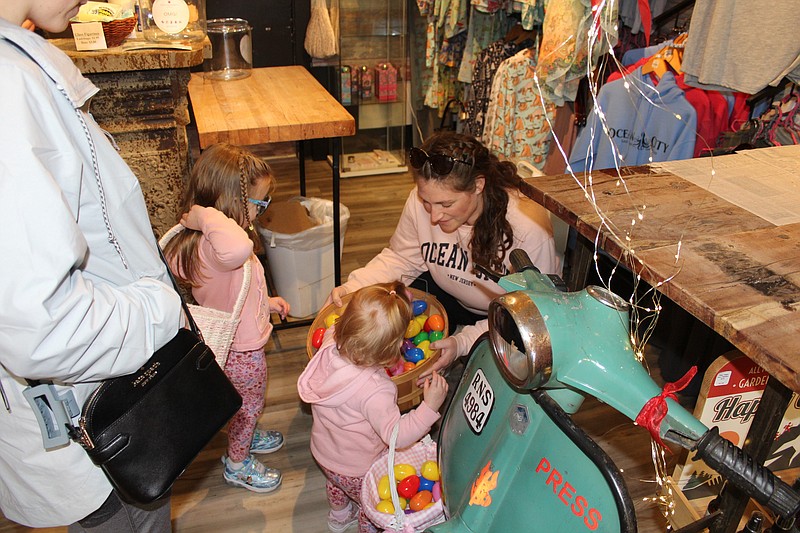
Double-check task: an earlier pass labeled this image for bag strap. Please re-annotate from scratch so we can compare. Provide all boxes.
[158,224,252,323]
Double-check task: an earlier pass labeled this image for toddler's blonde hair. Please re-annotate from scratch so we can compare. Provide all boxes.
[334,281,412,368]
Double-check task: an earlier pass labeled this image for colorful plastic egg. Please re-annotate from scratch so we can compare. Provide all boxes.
[421,460,440,481]
[428,330,444,343]
[409,490,433,512]
[405,348,424,364]
[411,300,428,316]
[394,463,416,481]
[412,331,429,345]
[414,314,428,328]
[403,361,416,372]
[402,338,416,354]
[311,327,326,349]
[416,340,432,358]
[432,481,441,502]
[405,320,422,339]
[418,476,434,492]
[324,313,340,328]
[397,474,421,499]
[376,500,395,514]
[425,314,445,332]
[377,475,392,500]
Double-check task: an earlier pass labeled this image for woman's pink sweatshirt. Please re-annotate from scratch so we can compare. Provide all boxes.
[185,207,273,351]
[297,328,440,477]
[340,188,561,356]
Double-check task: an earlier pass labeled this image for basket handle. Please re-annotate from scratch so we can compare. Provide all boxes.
[387,422,407,530]
[159,224,252,322]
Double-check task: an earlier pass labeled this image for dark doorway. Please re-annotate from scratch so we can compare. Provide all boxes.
[206,0,309,68]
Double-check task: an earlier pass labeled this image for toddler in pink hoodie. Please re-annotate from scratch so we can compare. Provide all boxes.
[298,281,448,533]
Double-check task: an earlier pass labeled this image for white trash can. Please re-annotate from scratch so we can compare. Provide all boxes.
[257,196,349,318]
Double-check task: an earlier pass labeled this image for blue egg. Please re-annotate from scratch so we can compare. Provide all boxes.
[402,339,416,354]
[405,348,424,363]
[419,476,435,492]
[412,300,428,316]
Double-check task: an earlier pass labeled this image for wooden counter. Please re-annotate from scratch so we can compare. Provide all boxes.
[53,38,206,237]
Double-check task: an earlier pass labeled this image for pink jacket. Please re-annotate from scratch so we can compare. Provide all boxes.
[185,207,273,352]
[340,188,561,355]
[297,328,440,477]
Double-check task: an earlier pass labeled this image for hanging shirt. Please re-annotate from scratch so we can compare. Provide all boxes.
[462,38,521,137]
[569,69,697,171]
[682,0,800,93]
[483,48,556,169]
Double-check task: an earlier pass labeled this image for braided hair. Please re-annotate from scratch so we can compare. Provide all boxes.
[414,131,521,273]
[164,143,274,287]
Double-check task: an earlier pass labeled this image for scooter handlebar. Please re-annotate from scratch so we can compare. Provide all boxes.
[510,249,539,274]
[693,426,800,520]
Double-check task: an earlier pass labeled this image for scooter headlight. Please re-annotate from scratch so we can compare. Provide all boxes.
[488,292,552,390]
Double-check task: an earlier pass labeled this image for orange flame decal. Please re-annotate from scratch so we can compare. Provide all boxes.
[469,461,499,507]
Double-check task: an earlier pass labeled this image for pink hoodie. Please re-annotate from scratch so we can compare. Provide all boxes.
[176,206,273,352]
[297,328,440,477]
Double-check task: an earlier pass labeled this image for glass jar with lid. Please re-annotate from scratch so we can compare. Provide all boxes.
[139,0,206,44]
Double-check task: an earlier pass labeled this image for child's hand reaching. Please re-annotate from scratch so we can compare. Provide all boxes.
[269,296,290,320]
[180,204,206,231]
[422,371,448,412]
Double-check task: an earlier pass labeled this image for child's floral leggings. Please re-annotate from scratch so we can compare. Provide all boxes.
[318,464,378,533]
[224,348,266,462]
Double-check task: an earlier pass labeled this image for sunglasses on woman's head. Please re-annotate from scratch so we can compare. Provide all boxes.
[409,147,472,176]
[248,194,272,216]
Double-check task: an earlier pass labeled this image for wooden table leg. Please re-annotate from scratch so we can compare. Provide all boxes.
[710,375,792,533]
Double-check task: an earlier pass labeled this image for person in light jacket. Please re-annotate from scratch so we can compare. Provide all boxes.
[0,2,182,531]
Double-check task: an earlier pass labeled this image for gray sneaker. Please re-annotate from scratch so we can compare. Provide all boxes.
[223,454,282,493]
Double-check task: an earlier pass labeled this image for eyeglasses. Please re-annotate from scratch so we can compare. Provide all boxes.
[248,195,272,216]
[409,147,472,176]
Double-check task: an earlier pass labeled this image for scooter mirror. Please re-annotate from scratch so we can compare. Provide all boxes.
[488,291,552,389]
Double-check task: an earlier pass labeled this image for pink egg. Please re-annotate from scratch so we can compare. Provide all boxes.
[432,481,441,502]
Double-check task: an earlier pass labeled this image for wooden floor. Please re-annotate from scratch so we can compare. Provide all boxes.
[0,153,684,532]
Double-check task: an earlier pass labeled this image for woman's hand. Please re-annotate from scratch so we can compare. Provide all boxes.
[324,285,349,307]
[269,296,290,320]
[416,336,458,386]
[422,371,448,412]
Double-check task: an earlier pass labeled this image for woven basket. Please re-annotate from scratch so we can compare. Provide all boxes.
[362,425,445,532]
[159,225,251,368]
[306,287,448,412]
[101,17,136,48]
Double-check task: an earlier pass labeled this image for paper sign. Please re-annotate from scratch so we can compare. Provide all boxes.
[71,22,107,51]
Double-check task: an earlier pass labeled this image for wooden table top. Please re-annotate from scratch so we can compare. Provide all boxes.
[188,66,355,148]
[521,165,800,392]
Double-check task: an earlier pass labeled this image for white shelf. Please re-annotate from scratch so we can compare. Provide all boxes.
[329,150,408,178]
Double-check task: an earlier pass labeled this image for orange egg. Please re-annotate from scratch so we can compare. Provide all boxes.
[425,314,444,332]
[409,490,433,512]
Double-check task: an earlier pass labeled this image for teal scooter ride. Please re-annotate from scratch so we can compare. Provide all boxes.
[427,249,800,533]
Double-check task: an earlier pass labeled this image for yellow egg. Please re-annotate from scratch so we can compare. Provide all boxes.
[324,313,340,328]
[416,340,433,358]
[415,314,429,327]
[394,463,416,480]
[377,475,391,500]
[405,320,421,339]
[375,500,395,514]
[421,460,440,481]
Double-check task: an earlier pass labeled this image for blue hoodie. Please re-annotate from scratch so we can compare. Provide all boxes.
[569,69,697,172]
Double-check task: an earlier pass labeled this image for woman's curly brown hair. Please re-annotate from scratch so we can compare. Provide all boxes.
[413,131,521,273]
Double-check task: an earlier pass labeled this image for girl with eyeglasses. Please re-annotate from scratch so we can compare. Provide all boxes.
[163,142,289,493]
[326,131,561,394]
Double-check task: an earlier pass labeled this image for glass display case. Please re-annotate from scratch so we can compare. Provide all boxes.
[334,0,408,177]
